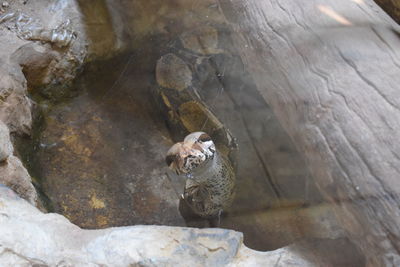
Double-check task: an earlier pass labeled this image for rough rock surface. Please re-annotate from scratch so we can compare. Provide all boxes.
[0,156,37,205]
[0,0,86,87]
[0,186,314,266]
[12,43,60,92]
[0,121,13,162]
[0,60,32,135]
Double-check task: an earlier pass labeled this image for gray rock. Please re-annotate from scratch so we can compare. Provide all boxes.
[0,185,314,266]
[231,245,315,267]
[12,43,59,91]
[11,42,85,101]
[0,60,32,135]
[0,121,12,161]
[0,156,37,205]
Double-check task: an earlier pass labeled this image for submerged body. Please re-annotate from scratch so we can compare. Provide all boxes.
[184,151,235,217]
[166,132,236,218]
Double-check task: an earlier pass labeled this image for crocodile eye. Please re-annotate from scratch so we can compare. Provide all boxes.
[198,133,212,143]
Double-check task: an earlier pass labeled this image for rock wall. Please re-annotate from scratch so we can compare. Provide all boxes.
[0,0,139,205]
[0,63,37,205]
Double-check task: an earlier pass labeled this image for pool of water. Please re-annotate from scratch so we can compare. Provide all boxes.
[14,2,366,263]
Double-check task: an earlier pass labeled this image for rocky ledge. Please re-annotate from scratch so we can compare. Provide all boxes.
[0,186,313,266]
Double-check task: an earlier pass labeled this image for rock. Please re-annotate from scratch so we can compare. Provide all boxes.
[156,53,192,91]
[0,60,26,98]
[0,185,315,266]
[11,42,83,101]
[0,121,13,161]
[0,60,32,135]
[0,156,37,205]
[0,11,76,48]
[232,245,315,267]
[0,0,86,99]
[0,91,32,135]
[12,43,59,92]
